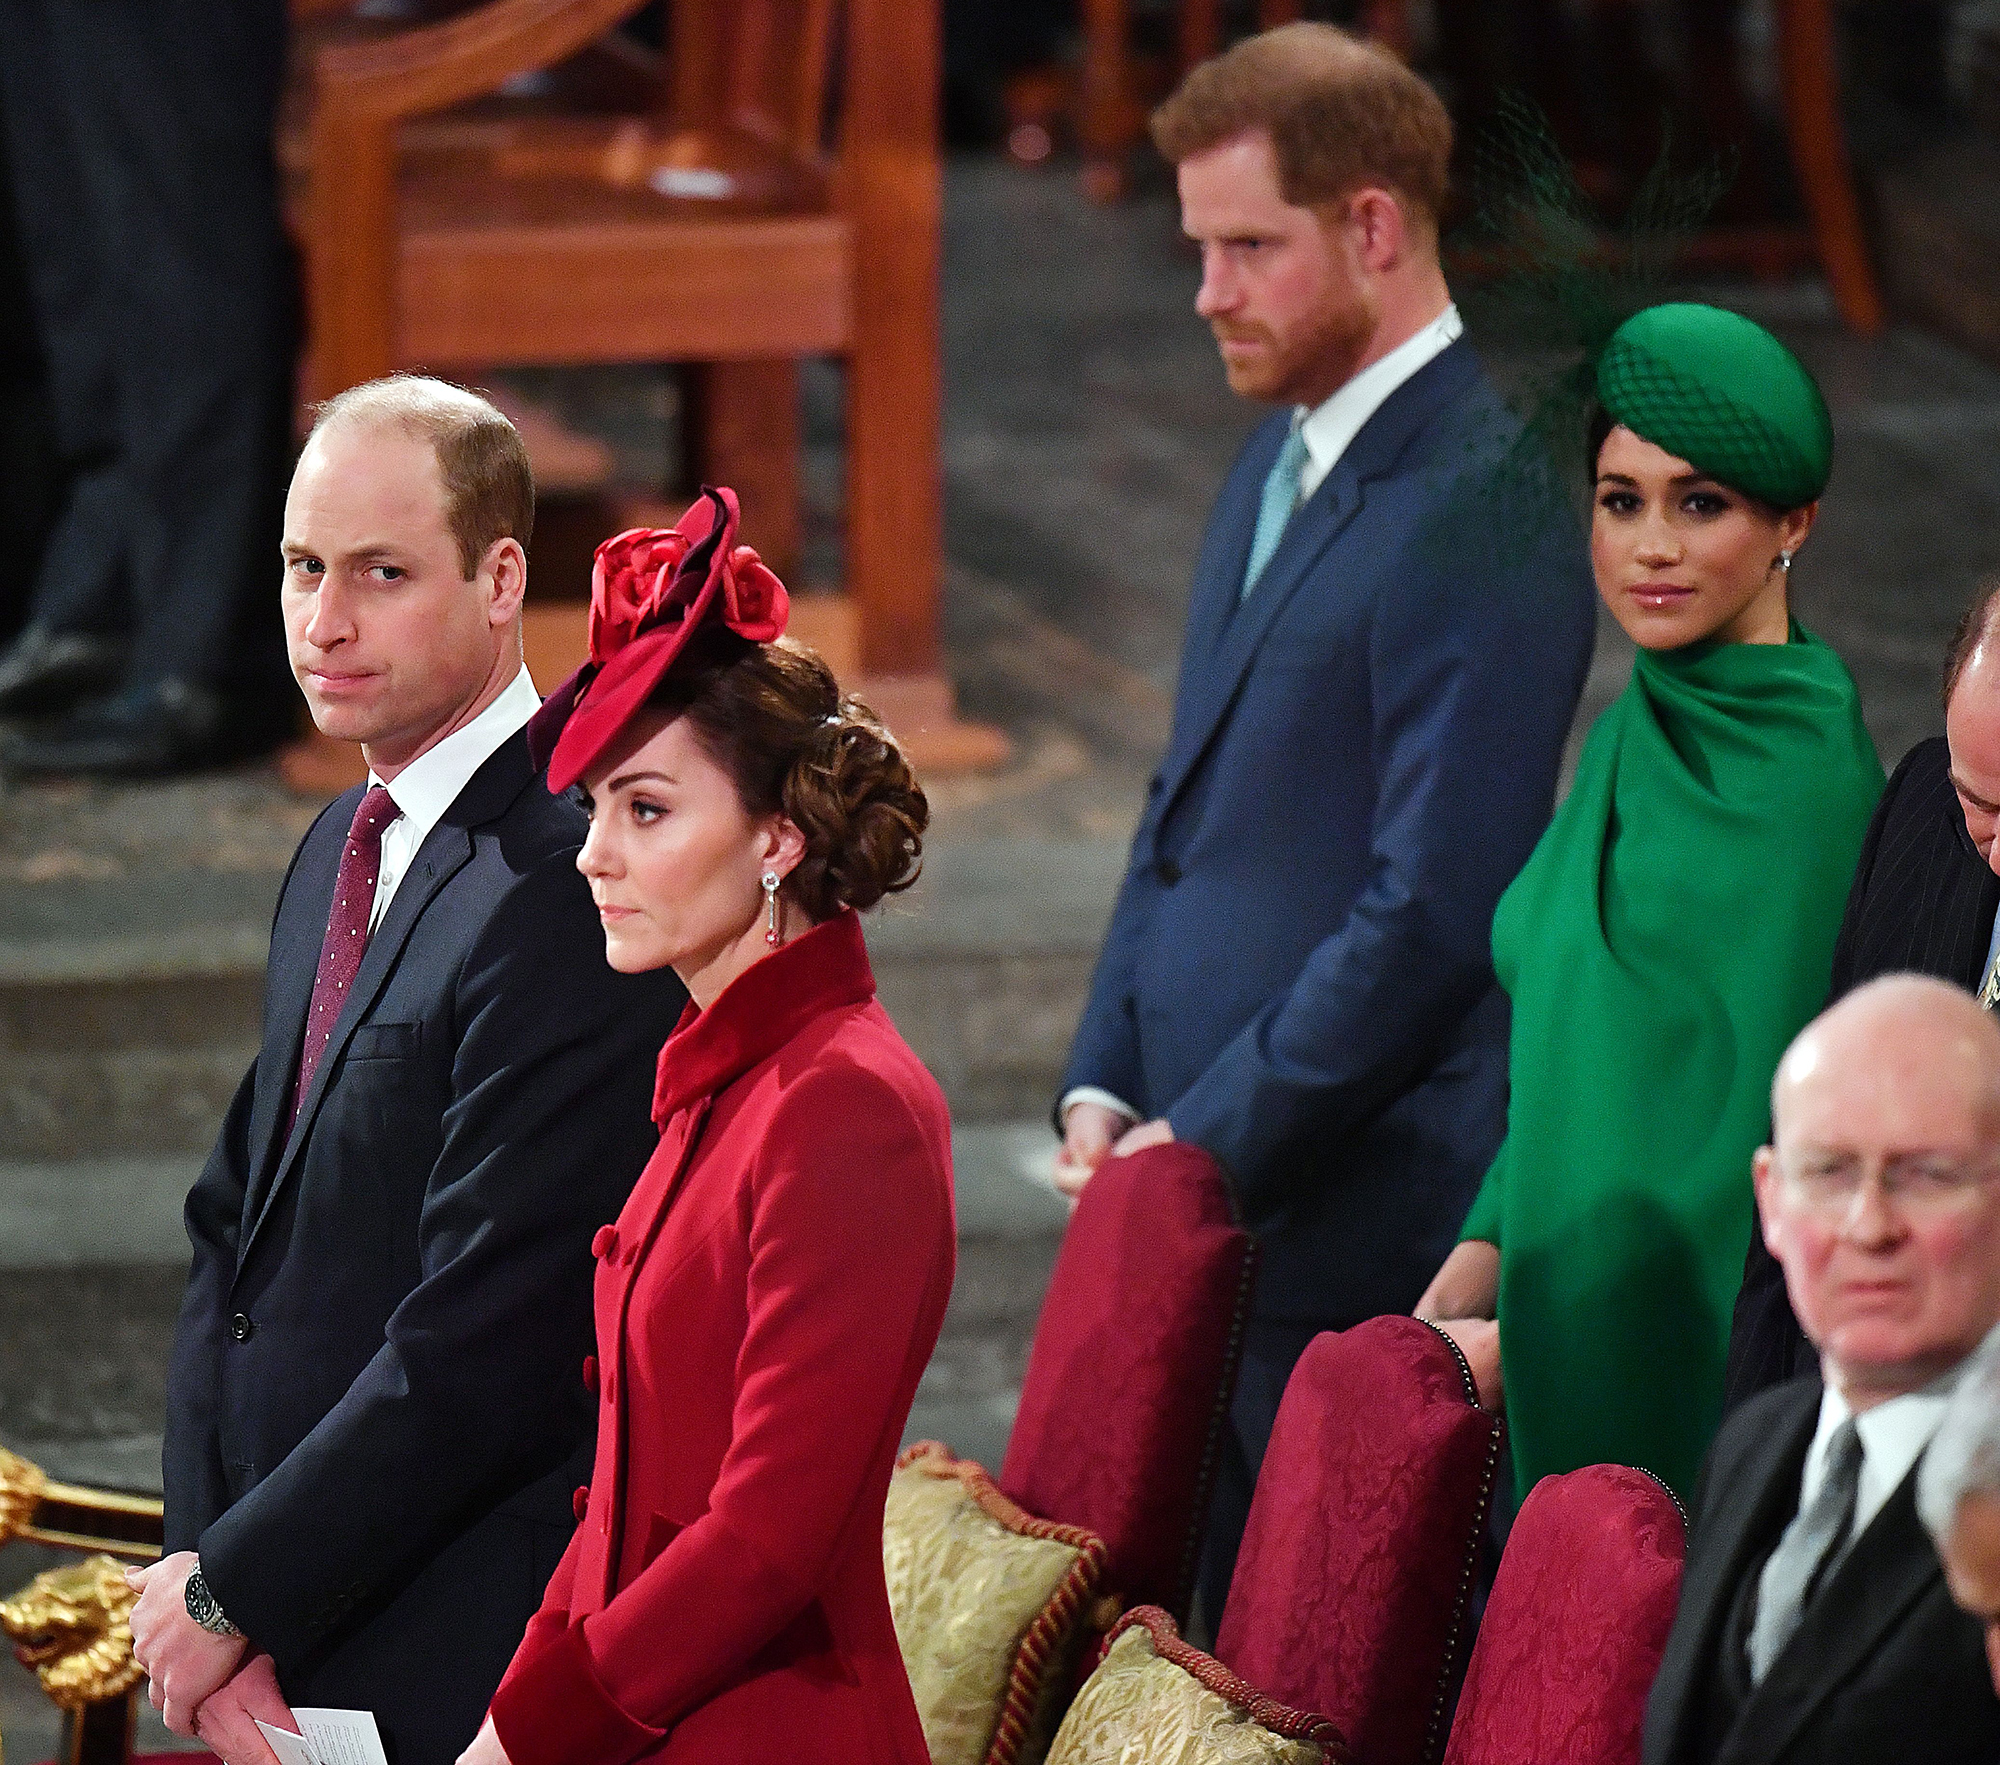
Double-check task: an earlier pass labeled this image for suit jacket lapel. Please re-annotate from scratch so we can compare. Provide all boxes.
[243,795,356,1217]
[1721,1473,1944,1765]
[1944,810,2000,990]
[1185,415,1281,674]
[1652,1386,1820,1765]
[237,733,535,1268]
[1152,340,1483,825]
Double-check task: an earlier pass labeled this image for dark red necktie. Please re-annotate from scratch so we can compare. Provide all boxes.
[290,785,398,1134]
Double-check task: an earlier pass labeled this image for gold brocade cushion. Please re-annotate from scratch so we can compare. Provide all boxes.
[884,1442,1112,1765]
[1047,1608,1349,1765]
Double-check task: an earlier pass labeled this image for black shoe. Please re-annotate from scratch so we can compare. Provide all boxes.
[0,623,131,719]
[2,677,241,778]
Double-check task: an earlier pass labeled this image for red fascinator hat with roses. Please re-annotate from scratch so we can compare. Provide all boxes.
[529,485,789,793]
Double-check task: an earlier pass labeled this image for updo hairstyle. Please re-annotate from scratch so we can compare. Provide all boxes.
[646,628,927,920]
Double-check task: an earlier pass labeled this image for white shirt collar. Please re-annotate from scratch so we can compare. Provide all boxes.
[1804,1368,1962,1538]
[369,665,542,842]
[1295,303,1464,500]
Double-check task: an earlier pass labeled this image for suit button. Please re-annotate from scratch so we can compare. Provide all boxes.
[229,1313,254,1343]
[1157,859,1182,886]
[591,1226,618,1260]
[581,1355,598,1395]
[573,1485,590,1522]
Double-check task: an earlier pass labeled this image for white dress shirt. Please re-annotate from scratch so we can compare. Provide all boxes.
[1058,304,1465,1135]
[366,666,542,932]
[1802,1375,1958,1543]
[1295,303,1463,501]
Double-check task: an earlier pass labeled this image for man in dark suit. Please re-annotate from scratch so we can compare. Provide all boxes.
[1051,22,1595,1613]
[1727,582,2000,1405]
[0,0,297,773]
[127,378,683,1765]
[1645,975,2000,1765]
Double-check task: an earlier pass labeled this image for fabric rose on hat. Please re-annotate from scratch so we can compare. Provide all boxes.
[587,526,695,665]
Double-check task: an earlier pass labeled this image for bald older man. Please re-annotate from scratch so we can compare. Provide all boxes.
[1646,975,2000,1765]
[1730,580,2000,1403]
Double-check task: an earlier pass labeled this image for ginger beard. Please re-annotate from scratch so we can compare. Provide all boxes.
[1210,264,1377,404]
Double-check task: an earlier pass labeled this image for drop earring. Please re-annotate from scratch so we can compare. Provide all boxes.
[763,870,782,945]
[1776,551,1794,573]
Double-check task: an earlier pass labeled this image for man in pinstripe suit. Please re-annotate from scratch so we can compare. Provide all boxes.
[1727,581,2000,1405]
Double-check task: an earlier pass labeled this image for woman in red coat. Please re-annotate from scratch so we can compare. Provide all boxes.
[461,488,954,1765]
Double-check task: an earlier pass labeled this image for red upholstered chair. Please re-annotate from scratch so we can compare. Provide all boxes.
[1442,1465,1686,1765]
[1215,1317,1504,1765]
[999,1142,1256,1622]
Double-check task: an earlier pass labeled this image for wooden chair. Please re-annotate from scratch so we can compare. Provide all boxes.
[281,0,1004,790]
[1070,0,1883,334]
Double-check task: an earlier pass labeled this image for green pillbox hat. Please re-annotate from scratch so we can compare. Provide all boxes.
[1596,303,1834,510]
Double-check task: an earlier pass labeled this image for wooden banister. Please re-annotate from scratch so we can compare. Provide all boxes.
[841,0,942,675]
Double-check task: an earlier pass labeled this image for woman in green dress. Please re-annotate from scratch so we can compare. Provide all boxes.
[1415,302,1884,1504]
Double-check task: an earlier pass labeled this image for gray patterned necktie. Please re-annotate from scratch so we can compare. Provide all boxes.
[1980,941,2000,1010]
[1748,1417,1863,1684]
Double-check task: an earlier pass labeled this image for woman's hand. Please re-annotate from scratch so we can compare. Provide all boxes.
[1429,1318,1504,1411]
[1415,1240,1503,1409]
[1414,1240,1500,1323]
[457,1715,513,1765]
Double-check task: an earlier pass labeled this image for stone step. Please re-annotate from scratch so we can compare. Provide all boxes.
[0,837,1122,1157]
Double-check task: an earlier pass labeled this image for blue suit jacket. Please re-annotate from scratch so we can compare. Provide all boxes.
[1061,340,1595,1326]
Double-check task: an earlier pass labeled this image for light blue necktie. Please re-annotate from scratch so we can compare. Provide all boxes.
[1242,415,1309,599]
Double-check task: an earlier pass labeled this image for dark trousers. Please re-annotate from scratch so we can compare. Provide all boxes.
[0,0,297,697]
[1194,1318,1326,1638]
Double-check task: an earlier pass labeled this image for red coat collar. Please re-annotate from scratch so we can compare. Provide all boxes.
[651,909,877,1124]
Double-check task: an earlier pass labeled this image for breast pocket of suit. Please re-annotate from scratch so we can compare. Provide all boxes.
[345,1021,422,1062]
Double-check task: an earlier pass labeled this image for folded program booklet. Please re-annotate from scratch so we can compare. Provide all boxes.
[256,1709,390,1765]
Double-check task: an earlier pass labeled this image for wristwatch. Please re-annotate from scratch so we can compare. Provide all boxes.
[184,1565,242,1638]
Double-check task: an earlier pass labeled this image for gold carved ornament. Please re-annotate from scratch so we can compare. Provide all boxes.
[0,1444,166,1712]
[0,1555,145,1710]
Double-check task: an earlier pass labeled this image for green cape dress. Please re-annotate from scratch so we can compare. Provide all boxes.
[1459,623,1882,1503]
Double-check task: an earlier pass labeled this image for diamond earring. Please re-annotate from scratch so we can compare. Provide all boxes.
[763,870,782,945]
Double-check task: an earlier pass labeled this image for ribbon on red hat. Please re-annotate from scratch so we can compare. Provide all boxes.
[529,486,790,792]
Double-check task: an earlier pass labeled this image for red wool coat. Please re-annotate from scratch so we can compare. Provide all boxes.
[488,910,955,1765]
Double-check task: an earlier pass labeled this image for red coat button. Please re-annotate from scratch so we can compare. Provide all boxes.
[581,1355,598,1394]
[591,1225,618,1260]
[573,1484,590,1522]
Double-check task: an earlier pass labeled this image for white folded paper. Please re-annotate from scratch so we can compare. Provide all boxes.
[256,1708,390,1765]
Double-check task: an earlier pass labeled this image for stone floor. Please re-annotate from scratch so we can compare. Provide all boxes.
[6,150,2000,1757]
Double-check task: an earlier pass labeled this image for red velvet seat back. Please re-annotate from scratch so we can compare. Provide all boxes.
[1215,1317,1503,1765]
[1443,1464,1686,1765]
[998,1142,1255,1621]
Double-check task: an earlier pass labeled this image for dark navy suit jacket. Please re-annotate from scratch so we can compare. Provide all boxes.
[163,730,684,1765]
[1644,1375,2000,1765]
[1061,339,1595,1326]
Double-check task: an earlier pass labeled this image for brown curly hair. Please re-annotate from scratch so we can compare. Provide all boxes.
[645,629,927,920]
